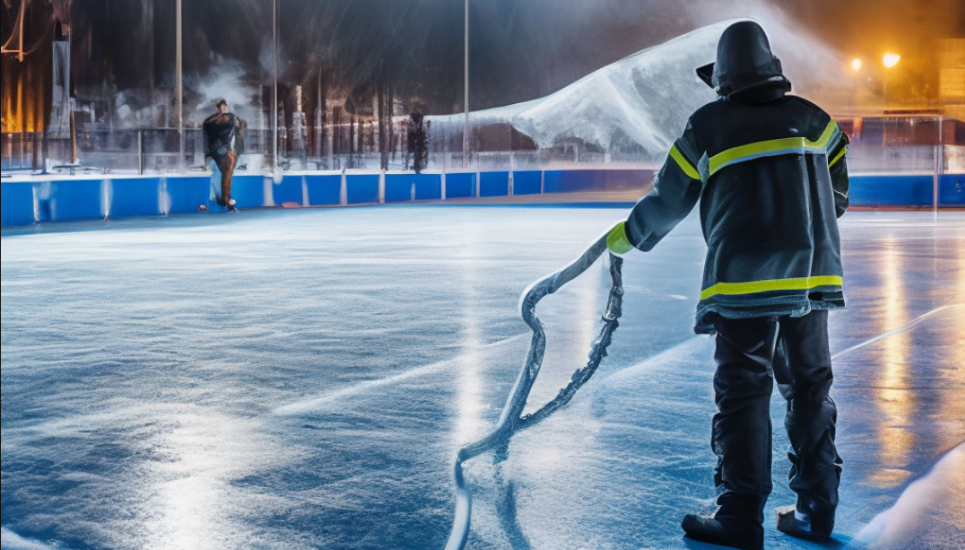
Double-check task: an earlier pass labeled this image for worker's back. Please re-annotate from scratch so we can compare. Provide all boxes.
[688,91,849,332]
[621,21,851,333]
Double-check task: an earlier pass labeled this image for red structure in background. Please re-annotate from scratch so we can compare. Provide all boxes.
[1,0,57,135]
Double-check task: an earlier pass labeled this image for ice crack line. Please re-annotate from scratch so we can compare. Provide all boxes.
[831,303,965,361]
[272,333,528,416]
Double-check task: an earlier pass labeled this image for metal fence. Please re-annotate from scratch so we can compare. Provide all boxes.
[3,115,963,177]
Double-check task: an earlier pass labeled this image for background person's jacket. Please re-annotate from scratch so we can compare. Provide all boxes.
[203,113,247,161]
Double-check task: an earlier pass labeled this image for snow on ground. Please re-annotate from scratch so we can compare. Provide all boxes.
[1,207,963,550]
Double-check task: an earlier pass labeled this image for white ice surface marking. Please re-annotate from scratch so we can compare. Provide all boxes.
[273,333,529,416]
[831,304,965,360]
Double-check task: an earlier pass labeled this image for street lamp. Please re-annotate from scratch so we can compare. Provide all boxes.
[176,0,183,173]
[463,0,470,168]
[882,52,900,107]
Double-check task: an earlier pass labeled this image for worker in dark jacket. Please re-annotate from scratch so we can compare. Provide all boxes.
[201,100,246,212]
[606,21,850,550]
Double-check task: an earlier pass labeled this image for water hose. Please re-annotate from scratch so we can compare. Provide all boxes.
[444,231,625,550]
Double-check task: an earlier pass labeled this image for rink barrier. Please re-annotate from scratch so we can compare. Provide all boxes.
[479,171,510,197]
[512,171,543,195]
[111,177,165,218]
[939,173,965,207]
[543,169,655,193]
[270,174,304,206]
[1,180,36,226]
[2,170,963,227]
[444,173,477,199]
[164,176,210,215]
[303,175,342,206]
[385,174,443,203]
[44,179,104,222]
[345,175,381,205]
[848,174,934,208]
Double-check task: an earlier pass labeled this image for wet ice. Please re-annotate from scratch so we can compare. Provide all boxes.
[2,208,963,550]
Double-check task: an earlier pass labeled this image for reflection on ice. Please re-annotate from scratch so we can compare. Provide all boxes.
[135,407,295,550]
[873,237,916,488]
[2,404,307,550]
[455,228,488,447]
[854,445,965,550]
[939,252,965,451]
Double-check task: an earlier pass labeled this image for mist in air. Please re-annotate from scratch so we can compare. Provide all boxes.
[58,0,961,117]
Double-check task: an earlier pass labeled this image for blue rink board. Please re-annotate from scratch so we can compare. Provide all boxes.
[1,172,963,227]
[346,175,381,204]
[110,178,162,219]
[480,172,510,197]
[304,175,342,206]
[0,180,36,226]
[386,174,443,203]
[445,173,477,199]
[512,171,542,195]
[940,173,964,207]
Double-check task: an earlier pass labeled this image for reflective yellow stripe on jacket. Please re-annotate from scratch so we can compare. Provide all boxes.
[700,275,843,302]
[707,121,842,178]
[669,144,701,180]
[828,146,847,168]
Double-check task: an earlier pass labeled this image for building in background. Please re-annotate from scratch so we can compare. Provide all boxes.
[939,39,965,122]
[2,0,55,170]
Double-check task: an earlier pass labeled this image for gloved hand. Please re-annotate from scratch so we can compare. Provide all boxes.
[606,221,634,256]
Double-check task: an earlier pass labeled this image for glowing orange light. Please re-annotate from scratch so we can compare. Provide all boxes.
[883,53,901,69]
[852,58,863,71]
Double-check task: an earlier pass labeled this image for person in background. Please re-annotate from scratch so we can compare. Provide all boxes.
[406,111,429,174]
[200,100,246,212]
[605,21,850,550]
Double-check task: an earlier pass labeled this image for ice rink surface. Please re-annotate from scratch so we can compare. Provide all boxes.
[2,207,963,550]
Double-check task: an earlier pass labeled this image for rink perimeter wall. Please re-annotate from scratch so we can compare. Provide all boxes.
[2,170,963,227]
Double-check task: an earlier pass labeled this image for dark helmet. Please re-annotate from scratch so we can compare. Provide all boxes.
[696,21,791,98]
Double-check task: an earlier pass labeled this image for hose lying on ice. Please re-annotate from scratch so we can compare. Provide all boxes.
[444,232,625,550]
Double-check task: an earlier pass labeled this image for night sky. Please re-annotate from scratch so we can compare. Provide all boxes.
[5,0,964,119]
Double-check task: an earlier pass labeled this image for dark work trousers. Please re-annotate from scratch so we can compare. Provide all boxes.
[712,310,842,524]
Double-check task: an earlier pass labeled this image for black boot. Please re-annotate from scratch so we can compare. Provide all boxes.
[776,496,835,539]
[682,513,764,550]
